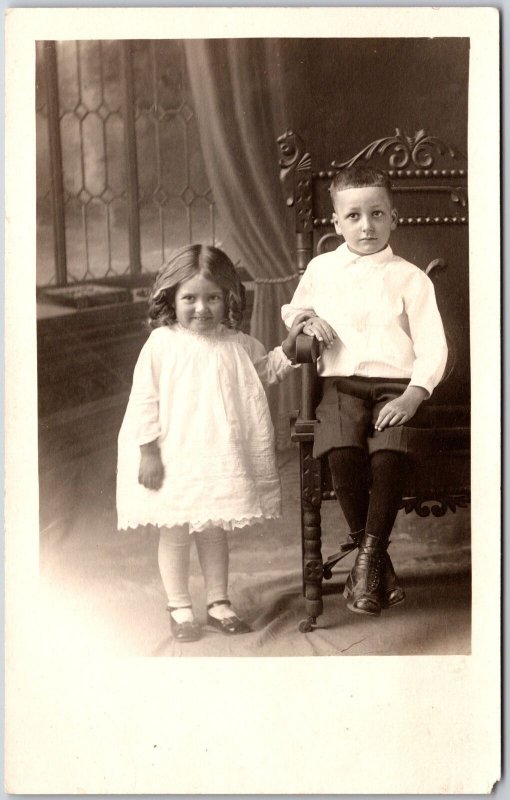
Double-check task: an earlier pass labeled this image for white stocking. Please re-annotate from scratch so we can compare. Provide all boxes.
[158,526,193,620]
[195,528,234,618]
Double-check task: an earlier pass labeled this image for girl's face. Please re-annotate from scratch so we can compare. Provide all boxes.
[174,273,225,333]
[332,185,398,256]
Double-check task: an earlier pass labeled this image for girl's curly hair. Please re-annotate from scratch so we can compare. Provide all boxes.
[148,244,246,330]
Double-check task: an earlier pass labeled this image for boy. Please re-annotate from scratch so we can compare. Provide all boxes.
[282,166,448,616]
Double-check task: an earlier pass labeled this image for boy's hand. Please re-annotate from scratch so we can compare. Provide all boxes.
[302,316,338,348]
[375,386,428,431]
[138,446,164,490]
[282,311,316,359]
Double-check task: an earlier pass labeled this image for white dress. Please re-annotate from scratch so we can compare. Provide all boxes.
[116,323,294,533]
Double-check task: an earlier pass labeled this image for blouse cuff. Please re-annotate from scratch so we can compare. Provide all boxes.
[136,428,161,447]
[409,374,434,398]
[281,305,300,330]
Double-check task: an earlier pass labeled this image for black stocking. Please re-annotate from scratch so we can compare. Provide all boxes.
[328,447,408,544]
[327,447,370,534]
[365,450,408,544]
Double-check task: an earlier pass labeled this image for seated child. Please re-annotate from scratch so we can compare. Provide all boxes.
[282,165,448,617]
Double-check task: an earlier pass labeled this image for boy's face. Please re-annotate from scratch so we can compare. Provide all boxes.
[331,185,398,256]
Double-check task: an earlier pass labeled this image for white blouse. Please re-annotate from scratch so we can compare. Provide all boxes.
[282,243,448,396]
[116,324,294,533]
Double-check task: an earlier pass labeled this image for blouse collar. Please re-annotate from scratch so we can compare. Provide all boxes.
[336,241,393,267]
[174,322,228,340]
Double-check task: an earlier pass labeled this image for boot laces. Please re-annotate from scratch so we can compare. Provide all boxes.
[368,555,382,592]
[359,548,383,592]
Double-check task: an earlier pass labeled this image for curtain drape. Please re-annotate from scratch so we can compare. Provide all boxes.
[184,39,301,448]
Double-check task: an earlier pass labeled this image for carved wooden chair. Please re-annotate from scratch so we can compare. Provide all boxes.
[277,129,470,632]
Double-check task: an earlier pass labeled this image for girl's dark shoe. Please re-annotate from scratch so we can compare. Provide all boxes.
[343,533,385,616]
[168,606,201,642]
[206,600,252,635]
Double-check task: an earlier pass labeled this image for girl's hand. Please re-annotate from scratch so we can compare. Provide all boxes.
[375,386,428,431]
[282,311,316,359]
[302,316,338,348]
[138,446,164,490]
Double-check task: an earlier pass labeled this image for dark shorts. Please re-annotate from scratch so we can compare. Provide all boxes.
[313,376,434,459]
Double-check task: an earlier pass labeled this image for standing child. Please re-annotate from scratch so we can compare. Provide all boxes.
[117,244,306,642]
[282,165,448,617]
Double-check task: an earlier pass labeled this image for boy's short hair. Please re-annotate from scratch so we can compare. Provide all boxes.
[329,165,393,201]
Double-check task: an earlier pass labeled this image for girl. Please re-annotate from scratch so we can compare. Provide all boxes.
[117,244,307,642]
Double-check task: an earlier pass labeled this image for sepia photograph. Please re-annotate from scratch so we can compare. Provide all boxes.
[5,6,501,795]
[35,33,472,657]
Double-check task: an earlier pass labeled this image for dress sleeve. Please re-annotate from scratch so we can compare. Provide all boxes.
[128,331,164,445]
[246,336,296,387]
[405,270,449,397]
[281,262,315,329]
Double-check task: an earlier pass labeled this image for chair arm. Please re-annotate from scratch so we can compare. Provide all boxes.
[289,335,321,441]
[293,333,321,364]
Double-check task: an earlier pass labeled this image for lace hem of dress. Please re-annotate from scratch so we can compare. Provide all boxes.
[118,512,280,534]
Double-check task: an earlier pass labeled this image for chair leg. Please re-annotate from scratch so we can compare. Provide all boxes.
[299,444,323,631]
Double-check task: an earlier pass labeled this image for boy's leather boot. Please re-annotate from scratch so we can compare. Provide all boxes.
[381,549,406,608]
[343,532,387,616]
[345,531,405,610]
